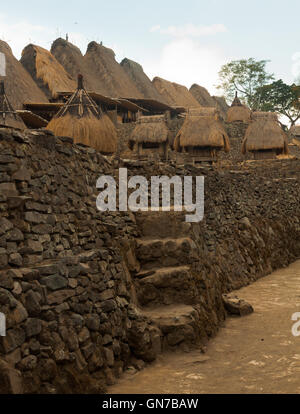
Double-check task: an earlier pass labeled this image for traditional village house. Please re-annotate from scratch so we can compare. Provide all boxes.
[242,112,288,160]
[129,114,171,160]
[46,74,117,154]
[174,107,230,163]
[226,92,251,123]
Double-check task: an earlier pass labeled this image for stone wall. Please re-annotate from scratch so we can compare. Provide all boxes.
[0,128,300,394]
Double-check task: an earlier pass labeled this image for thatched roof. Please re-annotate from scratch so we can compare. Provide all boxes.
[121,58,166,102]
[46,75,117,154]
[84,42,143,98]
[152,77,200,109]
[187,107,221,120]
[0,80,26,129]
[251,111,278,121]
[174,113,230,152]
[129,115,169,148]
[0,40,48,109]
[212,96,229,119]
[226,93,251,123]
[21,44,76,99]
[189,84,216,107]
[242,115,288,154]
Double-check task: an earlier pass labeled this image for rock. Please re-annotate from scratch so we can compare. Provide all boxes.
[18,355,38,371]
[25,290,41,316]
[223,294,254,316]
[37,359,57,382]
[103,347,114,367]
[86,314,100,331]
[0,272,14,289]
[0,359,23,394]
[41,275,68,291]
[25,318,42,338]
[0,328,26,354]
[0,218,13,234]
[8,253,23,267]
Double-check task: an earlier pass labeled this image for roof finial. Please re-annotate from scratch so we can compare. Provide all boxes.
[77,74,84,90]
[235,91,238,99]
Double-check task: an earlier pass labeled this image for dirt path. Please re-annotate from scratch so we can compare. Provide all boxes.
[110,260,300,394]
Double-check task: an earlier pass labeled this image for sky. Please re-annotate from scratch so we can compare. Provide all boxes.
[1,0,300,95]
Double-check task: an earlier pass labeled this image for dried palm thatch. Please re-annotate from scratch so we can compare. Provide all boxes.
[0,81,26,129]
[152,77,200,108]
[226,93,251,123]
[174,113,230,152]
[129,115,169,149]
[189,84,216,107]
[242,115,288,154]
[21,44,76,99]
[0,40,48,109]
[46,75,117,154]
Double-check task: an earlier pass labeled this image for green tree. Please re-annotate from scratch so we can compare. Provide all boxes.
[255,80,300,127]
[217,58,274,109]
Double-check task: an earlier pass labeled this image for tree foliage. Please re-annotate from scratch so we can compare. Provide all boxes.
[217,58,274,109]
[254,80,300,127]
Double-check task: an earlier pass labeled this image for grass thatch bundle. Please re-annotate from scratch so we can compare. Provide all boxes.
[242,116,288,154]
[0,40,48,109]
[47,75,117,154]
[21,44,76,99]
[0,81,26,129]
[129,115,169,149]
[226,93,251,123]
[174,113,230,152]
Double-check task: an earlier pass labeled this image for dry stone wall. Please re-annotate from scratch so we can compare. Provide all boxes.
[0,128,299,394]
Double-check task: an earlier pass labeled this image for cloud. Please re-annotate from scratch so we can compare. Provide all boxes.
[292,52,300,81]
[150,23,227,37]
[0,13,90,59]
[144,37,229,94]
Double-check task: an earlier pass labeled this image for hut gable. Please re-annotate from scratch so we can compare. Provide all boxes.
[0,40,48,109]
[0,80,26,129]
[46,75,117,154]
[212,96,229,119]
[120,58,165,102]
[226,93,251,123]
[152,77,200,108]
[84,42,143,98]
[242,111,288,155]
[130,115,169,146]
[20,44,76,100]
[175,110,230,152]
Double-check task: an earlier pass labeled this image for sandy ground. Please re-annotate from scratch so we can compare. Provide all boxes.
[110,260,300,394]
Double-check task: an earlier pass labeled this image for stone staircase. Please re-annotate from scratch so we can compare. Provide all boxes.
[134,210,205,352]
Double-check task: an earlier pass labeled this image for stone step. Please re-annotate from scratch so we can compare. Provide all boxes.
[142,305,202,351]
[136,266,198,306]
[136,237,198,268]
[135,210,191,239]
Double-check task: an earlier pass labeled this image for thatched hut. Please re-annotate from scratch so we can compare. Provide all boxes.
[21,44,76,100]
[46,75,117,154]
[0,40,48,109]
[0,80,26,129]
[226,93,251,123]
[129,115,170,159]
[242,112,288,159]
[174,107,230,162]
[290,125,300,140]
